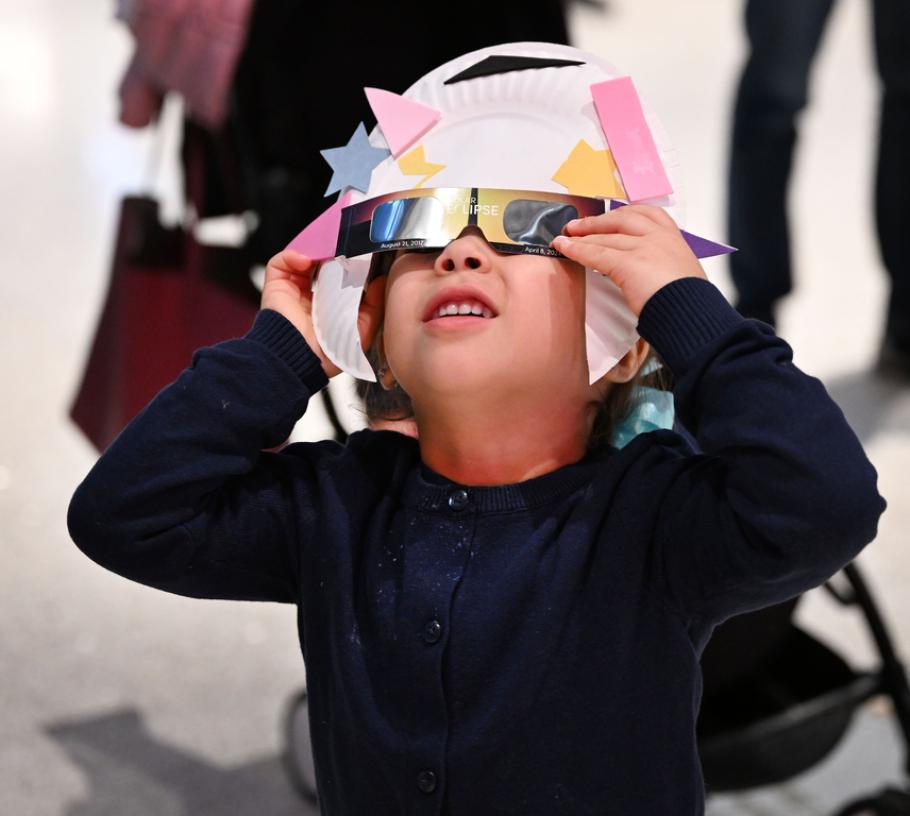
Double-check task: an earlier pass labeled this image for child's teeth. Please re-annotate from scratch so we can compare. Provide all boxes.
[434,301,494,318]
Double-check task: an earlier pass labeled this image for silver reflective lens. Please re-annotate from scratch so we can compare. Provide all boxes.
[370,197,446,243]
[503,200,579,245]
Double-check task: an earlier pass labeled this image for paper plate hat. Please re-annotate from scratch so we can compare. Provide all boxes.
[286,41,734,384]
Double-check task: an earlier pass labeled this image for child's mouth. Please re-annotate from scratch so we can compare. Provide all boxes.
[424,313,496,330]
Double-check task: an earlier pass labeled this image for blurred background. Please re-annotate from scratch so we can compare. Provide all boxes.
[1,0,908,813]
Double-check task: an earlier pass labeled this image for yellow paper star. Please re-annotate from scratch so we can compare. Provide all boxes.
[552,139,626,198]
[397,145,446,188]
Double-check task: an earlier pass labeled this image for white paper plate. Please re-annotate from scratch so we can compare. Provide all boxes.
[312,255,375,381]
[315,41,686,383]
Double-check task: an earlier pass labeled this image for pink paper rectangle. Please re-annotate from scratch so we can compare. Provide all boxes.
[590,77,673,202]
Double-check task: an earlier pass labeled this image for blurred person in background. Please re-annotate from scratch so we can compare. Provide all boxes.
[727,0,910,380]
[105,0,572,446]
[115,0,571,259]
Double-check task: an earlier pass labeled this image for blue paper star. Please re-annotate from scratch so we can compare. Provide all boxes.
[320,122,391,196]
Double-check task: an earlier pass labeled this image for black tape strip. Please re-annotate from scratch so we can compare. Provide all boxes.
[443,55,585,85]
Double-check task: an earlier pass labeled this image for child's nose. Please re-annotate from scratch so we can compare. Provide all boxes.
[435,226,493,274]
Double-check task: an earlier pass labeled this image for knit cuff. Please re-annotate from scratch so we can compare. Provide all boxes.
[636,277,745,376]
[244,309,330,394]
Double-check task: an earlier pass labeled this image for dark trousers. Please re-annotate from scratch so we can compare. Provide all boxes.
[728,0,910,346]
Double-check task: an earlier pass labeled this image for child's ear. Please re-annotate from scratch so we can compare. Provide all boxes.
[603,338,651,384]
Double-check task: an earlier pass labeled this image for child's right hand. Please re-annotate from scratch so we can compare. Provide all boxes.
[261,249,386,380]
[551,204,707,318]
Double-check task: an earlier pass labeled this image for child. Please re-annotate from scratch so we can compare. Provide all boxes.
[68,43,886,815]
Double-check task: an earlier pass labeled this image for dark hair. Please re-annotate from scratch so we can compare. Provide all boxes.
[355,252,674,451]
[354,322,416,424]
[353,253,415,424]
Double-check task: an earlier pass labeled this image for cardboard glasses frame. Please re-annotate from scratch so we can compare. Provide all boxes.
[335,186,610,263]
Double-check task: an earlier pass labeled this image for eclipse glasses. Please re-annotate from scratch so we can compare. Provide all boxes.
[336,187,608,260]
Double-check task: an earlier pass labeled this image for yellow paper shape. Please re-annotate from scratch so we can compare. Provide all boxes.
[397,144,446,188]
[552,139,626,198]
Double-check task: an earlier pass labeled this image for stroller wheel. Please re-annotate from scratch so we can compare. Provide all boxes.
[280,688,319,805]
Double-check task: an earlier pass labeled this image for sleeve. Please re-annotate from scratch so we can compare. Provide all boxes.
[66,308,331,603]
[635,277,887,626]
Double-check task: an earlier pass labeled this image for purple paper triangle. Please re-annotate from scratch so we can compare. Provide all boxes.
[609,200,736,258]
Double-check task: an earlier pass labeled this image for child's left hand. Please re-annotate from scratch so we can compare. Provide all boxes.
[551,204,708,317]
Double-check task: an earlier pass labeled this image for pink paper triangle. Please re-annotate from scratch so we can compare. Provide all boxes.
[364,87,441,157]
[285,191,353,261]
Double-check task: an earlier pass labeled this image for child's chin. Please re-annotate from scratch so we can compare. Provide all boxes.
[420,359,501,393]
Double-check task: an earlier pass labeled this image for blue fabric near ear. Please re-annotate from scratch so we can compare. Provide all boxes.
[610,358,675,449]
[611,387,676,449]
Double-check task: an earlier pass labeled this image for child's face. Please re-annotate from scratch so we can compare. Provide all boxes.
[380,226,595,405]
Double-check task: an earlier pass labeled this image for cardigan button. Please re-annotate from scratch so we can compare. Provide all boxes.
[417,768,437,794]
[422,618,442,644]
[447,489,469,511]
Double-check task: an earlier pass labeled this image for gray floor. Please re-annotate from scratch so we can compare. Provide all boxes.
[1,0,908,813]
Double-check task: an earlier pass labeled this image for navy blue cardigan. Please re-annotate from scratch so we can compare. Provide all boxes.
[67,277,886,815]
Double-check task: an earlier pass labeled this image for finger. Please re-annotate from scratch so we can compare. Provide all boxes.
[266,248,314,276]
[553,233,637,253]
[560,233,640,251]
[627,203,678,229]
[266,258,320,291]
[551,235,626,273]
[264,265,297,291]
[262,269,314,308]
[563,207,660,238]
